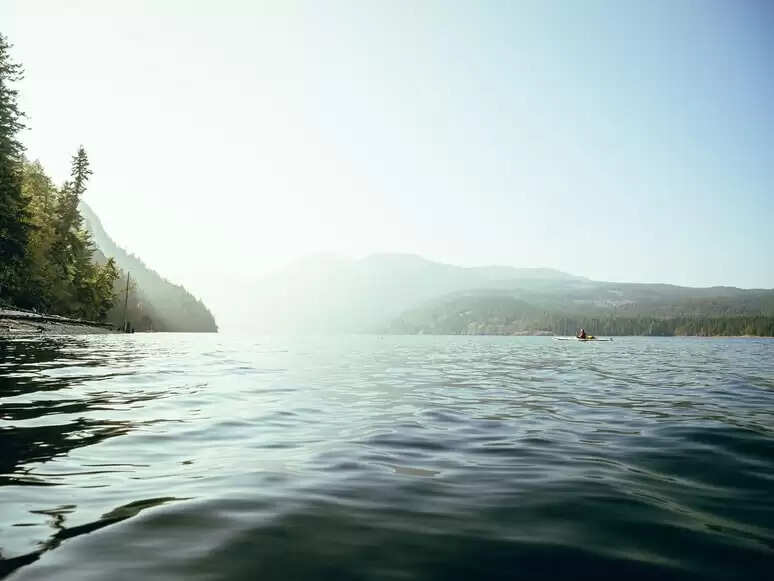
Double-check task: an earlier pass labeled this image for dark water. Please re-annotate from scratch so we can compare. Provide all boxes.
[1,335,773,580]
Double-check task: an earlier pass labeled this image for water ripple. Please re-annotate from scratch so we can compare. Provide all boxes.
[1,335,773,580]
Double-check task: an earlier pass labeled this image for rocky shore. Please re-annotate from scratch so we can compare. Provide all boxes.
[0,308,117,336]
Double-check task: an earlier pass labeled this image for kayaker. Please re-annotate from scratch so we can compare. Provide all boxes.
[577,328,587,339]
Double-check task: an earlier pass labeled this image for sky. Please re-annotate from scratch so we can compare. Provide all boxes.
[2,0,773,322]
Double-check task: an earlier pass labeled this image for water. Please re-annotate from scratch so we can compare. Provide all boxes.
[1,335,773,580]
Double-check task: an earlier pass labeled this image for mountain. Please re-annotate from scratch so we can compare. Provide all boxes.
[237,253,582,333]
[80,202,218,332]
[238,253,774,336]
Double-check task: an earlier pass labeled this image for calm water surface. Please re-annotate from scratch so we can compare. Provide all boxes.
[1,335,773,580]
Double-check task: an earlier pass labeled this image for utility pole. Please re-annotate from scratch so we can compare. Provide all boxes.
[122,272,130,332]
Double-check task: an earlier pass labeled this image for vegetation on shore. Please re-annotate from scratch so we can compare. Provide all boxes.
[0,34,216,331]
[0,35,119,320]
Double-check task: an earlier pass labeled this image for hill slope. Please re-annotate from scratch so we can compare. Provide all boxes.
[80,202,218,332]
[239,253,581,333]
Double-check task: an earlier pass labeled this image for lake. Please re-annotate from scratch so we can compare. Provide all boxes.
[1,335,773,580]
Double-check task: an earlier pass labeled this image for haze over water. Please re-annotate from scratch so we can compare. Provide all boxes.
[1,334,772,580]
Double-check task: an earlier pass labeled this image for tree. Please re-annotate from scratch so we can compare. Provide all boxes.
[52,147,91,264]
[70,146,91,200]
[0,34,29,301]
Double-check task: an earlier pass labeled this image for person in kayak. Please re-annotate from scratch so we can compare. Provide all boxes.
[577,328,587,339]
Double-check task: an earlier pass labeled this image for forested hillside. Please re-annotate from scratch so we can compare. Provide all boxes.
[80,203,217,332]
[386,289,774,336]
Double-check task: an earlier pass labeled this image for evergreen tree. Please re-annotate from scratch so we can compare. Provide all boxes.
[52,147,91,264]
[70,146,91,200]
[0,34,29,301]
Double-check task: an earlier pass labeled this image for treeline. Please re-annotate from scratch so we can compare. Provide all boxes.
[540,314,774,337]
[599,294,774,319]
[391,313,774,337]
[386,295,774,336]
[0,35,120,320]
[8,152,119,321]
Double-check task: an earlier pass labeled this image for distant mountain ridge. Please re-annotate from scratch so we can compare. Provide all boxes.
[237,253,774,336]
[238,253,580,333]
[80,202,217,332]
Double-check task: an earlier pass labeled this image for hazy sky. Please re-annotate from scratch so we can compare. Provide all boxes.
[3,1,773,319]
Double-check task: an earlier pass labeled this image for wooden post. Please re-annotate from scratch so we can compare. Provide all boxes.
[122,272,130,332]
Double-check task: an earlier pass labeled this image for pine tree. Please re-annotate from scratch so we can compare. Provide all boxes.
[49,147,99,315]
[0,34,29,301]
[53,147,90,255]
[70,146,91,200]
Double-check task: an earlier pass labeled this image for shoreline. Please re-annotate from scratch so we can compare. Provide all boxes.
[0,308,117,336]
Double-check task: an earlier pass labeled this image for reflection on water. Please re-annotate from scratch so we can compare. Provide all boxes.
[1,334,773,580]
[0,497,183,578]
